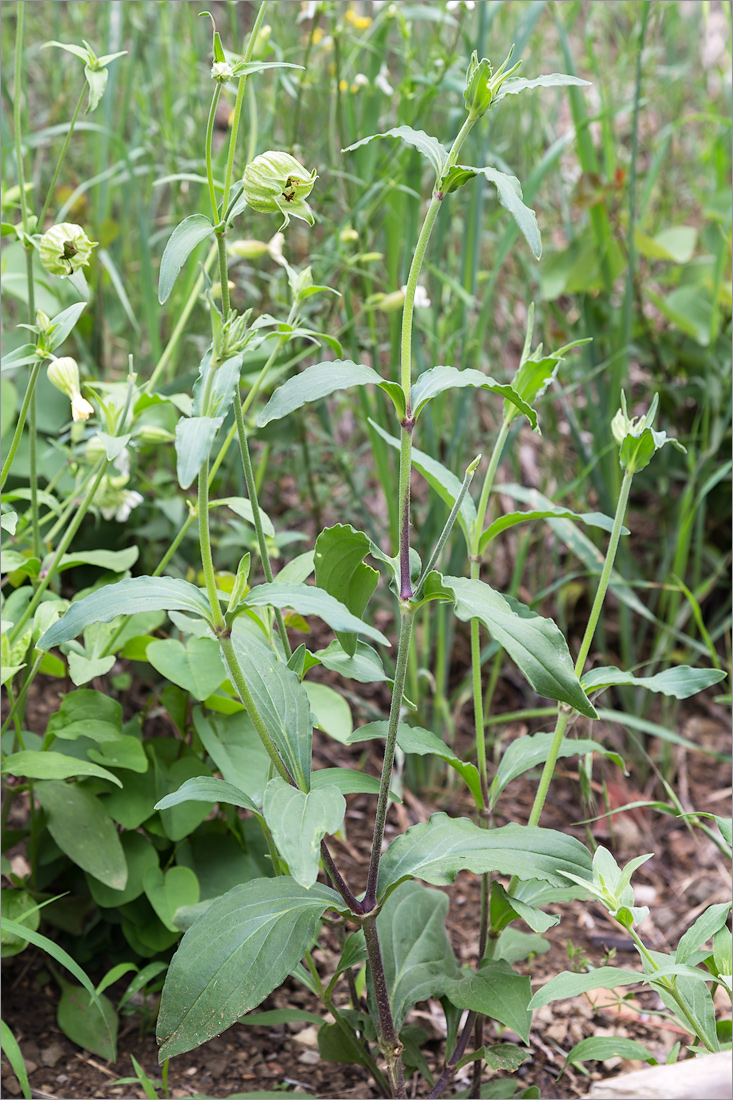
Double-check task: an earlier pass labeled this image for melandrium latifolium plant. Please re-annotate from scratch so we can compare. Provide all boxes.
[2,3,730,1097]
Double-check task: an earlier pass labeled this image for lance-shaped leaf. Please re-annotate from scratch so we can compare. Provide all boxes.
[157,877,344,1060]
[441,165,541,259]
[497,482,657,624]
[155,776,260,816]
[561,1036,655,1076]
[158,214,214,304]
[529,967,644,1010]
[314,525,379,656]
[229,630,313,791]
[369,419,477,543]
[427,573,597,718]
[343,126,448,184]
[489,732,625,811]
[2,750,122,788]
[444,960,532,1044]
[38,576,213,650]
[582,665,727,700]
[244,582,389,646]
[376,813,592,902]
[348,721,483,809]
[175,415,224,490]
[494,73,591,102]
[36,780,127,891]
[410,366,536,429]
[257,360,404,426]
[262,778,346,888]
[375,881,461,1031]
[480,503,622,555]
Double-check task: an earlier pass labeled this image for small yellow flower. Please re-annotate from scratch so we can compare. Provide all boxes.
[345,10,372,30]
[312,26,325,44]
[339,79,349,92]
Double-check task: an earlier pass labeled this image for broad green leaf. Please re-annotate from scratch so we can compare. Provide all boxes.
[143,866,200,932]
[86,831,159,908]
[67,652,116,685]
[147,636,226,701]
[263,777,346,888]
[155,776,260,816]
[192,708,272,806]
[1,750,122,788]
[238,1008,325,1027]
[158,755,214,842]
[495,927,551,965]
[676,903,732,966]
[156,877,343,1059]
[377,813,592,902]
[47,689,122,742]
[317,1020,371,1068]
[489,732,624,810]
[56,976,118,1061]
[445,166,541,260]
[445,960,532,1044]
[528,967,643,1009]
[410,366,536,429]
[1,343,37,370]
[244,582,389,646]
[495,73,591,101]
[0,1022,31,1100]
[348,721,483,809]
[1,891,40,958]
[656,975,719,1049]
[562,1036,655,1075]
[175,415,224,490]
[343,126,448,183]
[479,505,621,556]
[490,882,559,935]
[257,360,404,426]
[88,735,147,773]
[458,1043,531,1073]
[46,301,86,350]
[159,214,213,304]
[310,767,398,800]
[369,419,477,542]
[428,573,596,719]
[582,665,727,701]
[230,631,313,790]
[304,682,353,743]
[376,881,461,1030]
[316,639,389,684]
[1,510,18,535]
[38,576,212,650]
[212,496,275,537]
[52,547,139,574]
[314,525,379,656]
[36,781,127,889]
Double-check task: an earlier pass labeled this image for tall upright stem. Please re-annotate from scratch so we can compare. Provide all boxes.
[37,82,86,229]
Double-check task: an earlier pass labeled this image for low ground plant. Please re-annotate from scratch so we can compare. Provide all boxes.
[1,3,730,1099]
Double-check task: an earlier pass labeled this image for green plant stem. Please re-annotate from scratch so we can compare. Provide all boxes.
[217,632,293,784]
[222,0,268,211]
[364,608,414,910]
[154,511,196,576]
[8,458,108,644]
[509,465,635,898]
[1,359,42,491]
[145,244,218,393]
[197,456,225,631]
[37,82,86,229]
[0,654,42,738]
[232,396,291,658]
[205,84,222,223]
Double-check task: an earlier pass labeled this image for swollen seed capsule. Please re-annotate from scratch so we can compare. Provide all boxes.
[241,151,317,229]
[39,223,97,276]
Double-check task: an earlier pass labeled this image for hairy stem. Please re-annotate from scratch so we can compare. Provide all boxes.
[363,915,406,1099]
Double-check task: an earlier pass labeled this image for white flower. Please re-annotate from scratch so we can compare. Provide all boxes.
[353,72,369,87]
[113,447,131,478]
[297,1,318,22]
[375,62,393,96]
[211,60,234,83]
[404,283,431,309]
[267,232,286,266]
[100,489,143,523]
[447,0,475,10]
[70,392,95,422]
[47,357,94,422]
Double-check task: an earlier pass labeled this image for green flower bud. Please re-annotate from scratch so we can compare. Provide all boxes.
[38,222,97,276]
[135,424,176,445]
[35,310,52,335]
[228,238,270,259]
[463,48,522,120]
[241,151,317,229]
[47,356,94,422]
